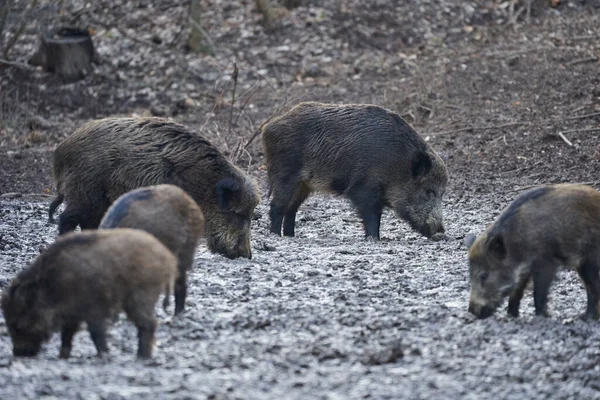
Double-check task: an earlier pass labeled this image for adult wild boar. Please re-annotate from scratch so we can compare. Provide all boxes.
[100,184,205,315]
[466,184,600,320]
[1,229,178,359]
[48,117,260,259]
[262,102,448,240]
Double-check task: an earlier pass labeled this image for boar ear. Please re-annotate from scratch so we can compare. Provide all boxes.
[487,234,506,261]
[412,151,432,178]
[463,233,476,249]
[216,178,240,211]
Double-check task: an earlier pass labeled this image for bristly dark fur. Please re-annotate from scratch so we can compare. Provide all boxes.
[51,117,260,259]
[261,102,448,240]
[100,189,153,228]
[489,186,551,236]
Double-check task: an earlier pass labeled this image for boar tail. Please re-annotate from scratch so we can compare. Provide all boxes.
[162,278,175,314]
[48,193,64,223]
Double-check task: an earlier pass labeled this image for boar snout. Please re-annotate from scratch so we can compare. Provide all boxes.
[468,297,496,319]
[239,237,252,260]
[416,216,445,240]
[209,230,252,259]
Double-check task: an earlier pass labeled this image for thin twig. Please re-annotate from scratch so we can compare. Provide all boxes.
[2,0,39,58]
[556,131,573,146]
[427,121,528,136]
[569,57,599,66]
[0,58,33,70]
[509,181,598,193]
[428,113,600,136]
[233,80,263,127]
[559,127,600,134]
[187,15,216,55]
[88,17,157,47]
[228,62,239,139]
[562,112,600,121]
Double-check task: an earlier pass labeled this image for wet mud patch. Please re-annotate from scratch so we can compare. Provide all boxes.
[1,187,599,399]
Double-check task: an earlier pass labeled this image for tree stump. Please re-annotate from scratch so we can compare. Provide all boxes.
[29,27,97,82]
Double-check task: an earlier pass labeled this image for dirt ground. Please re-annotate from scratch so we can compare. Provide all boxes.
[1,0,600,399]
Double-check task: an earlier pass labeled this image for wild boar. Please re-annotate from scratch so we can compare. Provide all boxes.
[466,183,600,320]
[261,102,448,240]
[48,117,260,259]
[1,229,178,359]
[100,184,205,315]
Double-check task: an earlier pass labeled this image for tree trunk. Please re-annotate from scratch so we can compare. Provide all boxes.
[254,0,277,29]
[29,27,96,82]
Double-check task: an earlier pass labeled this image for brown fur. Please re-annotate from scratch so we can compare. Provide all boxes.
[100,184,205,315]
[49,117,260,259]
[262,102,448,240]
[467,184,600,320]
[0,229,178,359]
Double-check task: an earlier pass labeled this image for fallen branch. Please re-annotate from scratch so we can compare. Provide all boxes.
[2,0,39,58]
[0,58,33,70]
[427,112,600,136]
[569,57,599,66]
[426,121,528,136]
[562,112,600,122]
[559,127,600,134]
[509,181,598,193]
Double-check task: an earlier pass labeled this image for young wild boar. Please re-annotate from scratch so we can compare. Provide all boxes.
[1,229,178,359]
[262,102,448,240]
[466,183,600,320]
[100,184,205,315]
[48,117,260,259]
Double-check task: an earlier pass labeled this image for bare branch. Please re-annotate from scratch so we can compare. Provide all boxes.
[228,62,239,138]
[0,57,33,70]
[3,0,39,59]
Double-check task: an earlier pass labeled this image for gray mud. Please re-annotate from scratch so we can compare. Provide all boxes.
[1,185,599,400]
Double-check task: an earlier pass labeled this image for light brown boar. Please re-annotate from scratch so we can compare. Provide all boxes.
[466,184,600,320]
[1,229,178,359]
[100,184,204,315]
[49,117,260,259]
[262,102,448,240]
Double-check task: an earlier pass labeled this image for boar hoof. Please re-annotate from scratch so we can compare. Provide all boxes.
[579,311,600,321]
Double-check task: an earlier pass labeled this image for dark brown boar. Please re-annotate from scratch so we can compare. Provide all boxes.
[99,184,204,315]
[48,117,260,259]
[0,229,178,359]
[466,183,600,320]
[261,102,448,240]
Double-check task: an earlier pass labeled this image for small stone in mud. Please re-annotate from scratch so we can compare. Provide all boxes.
[362,341,404,365]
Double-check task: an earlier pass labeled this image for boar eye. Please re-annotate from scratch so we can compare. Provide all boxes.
[426,189,436,199]
[479,271,489,284]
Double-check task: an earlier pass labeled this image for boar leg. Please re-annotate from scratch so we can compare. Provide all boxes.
[577,260,600,320]
[532,263,558,317]
[174,270,187,315]
[58,206,82,234]
[59,320,80,359]
[269,179,302,236]
[125,297,157,359]
[507,274,531,318]
[283,184,310,237]
[347,186,383,240]
[87,320,109,357]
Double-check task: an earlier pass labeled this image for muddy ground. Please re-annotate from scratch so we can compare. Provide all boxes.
[1,0,600,399]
